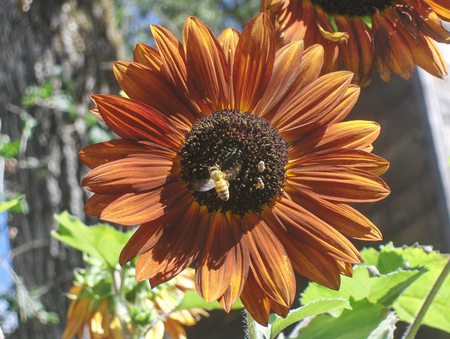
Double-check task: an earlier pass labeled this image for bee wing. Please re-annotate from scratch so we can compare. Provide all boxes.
[224,164,241,180]
[191,178,216,192]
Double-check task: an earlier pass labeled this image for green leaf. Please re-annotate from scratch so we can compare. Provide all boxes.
[0,196,24,212]
[363,244,450,333]
[301,266,422,316]
[270,298,351,339]
[176,290,243,311]
[52,212,132,268]
[294,300,389,339]
[367,312,398,339]
[0,139,21,158]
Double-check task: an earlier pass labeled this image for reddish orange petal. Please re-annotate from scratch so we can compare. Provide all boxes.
[151,24,189,93]
[119,219,165,266]
[279,232,342,289]
[233,13,275,112]
[113,61,197,130]
[255,40,304,117]
[290,120,381,158]
[183,17,230,111]
[81,155,173,194]
[425,0,450,20]
[218,214,250,312]
[79,140,175,169]
[245,215,295,308]
[218,28,240,109]
[412,35,448,79]
[91,95,182,150]
[85,193,121,216]
[265,198,362,264]
[240,271,271,326]
[100,190,164,226]
[133,43,163,71]
[286,187,383,241]
[100,178,189,226]
[289,149,389,175]
[288,165,390,202]
[271,71,354,140]
[196,213,249,303]
[327,85,360,124]
[291,44,324,89]
[136,204,207,286]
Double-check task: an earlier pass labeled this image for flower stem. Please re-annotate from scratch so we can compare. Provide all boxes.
[245,310,269,339]
[246,309,258,339]
[403,256,450,339]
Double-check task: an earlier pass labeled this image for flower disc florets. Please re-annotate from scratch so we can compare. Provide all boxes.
[311,0,395,16]
[180,110,288,215]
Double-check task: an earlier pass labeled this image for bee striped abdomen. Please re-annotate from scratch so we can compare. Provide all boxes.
[215,179,230,201]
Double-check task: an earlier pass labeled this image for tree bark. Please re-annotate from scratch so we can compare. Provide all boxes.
[0,0,122,337]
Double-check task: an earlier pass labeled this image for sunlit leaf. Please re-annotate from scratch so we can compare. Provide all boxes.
[301,266,422,316]
[367,312,398,339]
[52,211,132,268]
[362,243,450,333]
[0,196,24,212]
[294,300,389,339]
[270,298,351,339]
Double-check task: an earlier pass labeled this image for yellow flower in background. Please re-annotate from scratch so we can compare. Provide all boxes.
[63,285,122,339]
[261,0,450,86]
[63,268,205,339]
[80,13,390,324]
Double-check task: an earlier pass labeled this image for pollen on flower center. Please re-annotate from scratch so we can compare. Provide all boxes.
[310,0,395,16]
[179,110,288,215]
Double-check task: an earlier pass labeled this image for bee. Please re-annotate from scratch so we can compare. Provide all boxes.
[191,164,241,201]
[257,161,266,173]
[255,177,265,190]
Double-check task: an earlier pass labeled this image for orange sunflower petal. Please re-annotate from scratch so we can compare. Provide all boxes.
[271,71,354,139]
[240,271,271,326]
[254,40,304,117]
[279,233,342,289]
[113,61,197,130]
[81,155,173,194]
[245,215,295,308]
[119,219,165,266]
[285,188,383,241]
[79,140,175,169]
[136,204,207,286]
[218,28,240,109]
[183,17,230,111]
[265,198,362,264]
[84,193,121,216]
[91,95,182,150]
[289,149,389,175]
[195,213,249,303]
[287,165,390,202]
[425,0,450,20]
[290,120,381,158]
[233,13,275,112]
[133,43,163,71]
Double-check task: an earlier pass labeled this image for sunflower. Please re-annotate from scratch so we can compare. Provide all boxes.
[63,285,123,339]
[261,0,450,86]
[63,268,204,339]
[80,13,390,325]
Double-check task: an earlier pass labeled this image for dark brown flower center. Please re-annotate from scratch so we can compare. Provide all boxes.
[179,110,288,215]
[310,0,395,16]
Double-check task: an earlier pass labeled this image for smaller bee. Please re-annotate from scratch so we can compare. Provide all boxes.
[257,161,266,173]
[192,164,241,201]
[255,177,265,190]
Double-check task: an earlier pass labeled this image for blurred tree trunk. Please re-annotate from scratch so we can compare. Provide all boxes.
[0,0,123,337]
